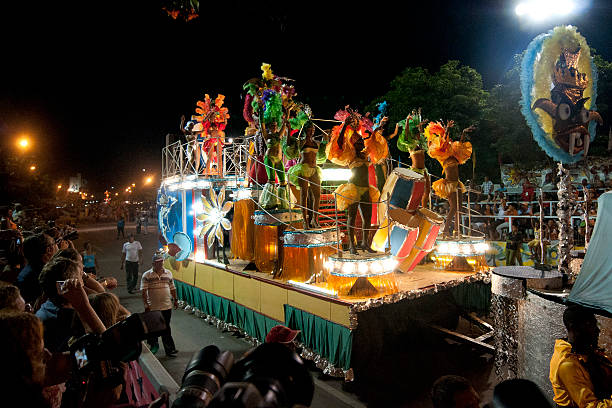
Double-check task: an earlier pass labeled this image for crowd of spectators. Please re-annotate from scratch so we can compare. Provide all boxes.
[431,171,611,256]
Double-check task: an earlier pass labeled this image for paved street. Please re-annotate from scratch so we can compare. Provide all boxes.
[79,222,364,408]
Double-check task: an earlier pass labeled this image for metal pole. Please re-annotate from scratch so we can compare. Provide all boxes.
[386,197,390,253]
[334,193,341,256]
[467,182,471,238]
[539,189,544,265]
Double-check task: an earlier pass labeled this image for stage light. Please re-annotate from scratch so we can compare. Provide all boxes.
[322,168,352,181]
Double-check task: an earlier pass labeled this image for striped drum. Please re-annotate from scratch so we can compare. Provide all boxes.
[379,167,425,214]
[371,208,420,259]
[397,208,443,272]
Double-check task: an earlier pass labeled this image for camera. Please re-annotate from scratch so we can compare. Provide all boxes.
[173,343,314,408]
[69,311,167,386]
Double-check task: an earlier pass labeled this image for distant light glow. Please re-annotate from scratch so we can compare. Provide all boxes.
[515,0,577,21]
[29,165,36,171]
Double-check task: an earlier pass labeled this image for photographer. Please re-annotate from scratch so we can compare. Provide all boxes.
[36,258,106,352]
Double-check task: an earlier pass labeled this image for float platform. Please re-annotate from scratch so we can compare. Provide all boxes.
[166,257,491,380]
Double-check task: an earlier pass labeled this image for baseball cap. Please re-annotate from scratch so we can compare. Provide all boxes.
[265,325,300,344]
[152,250,165,262]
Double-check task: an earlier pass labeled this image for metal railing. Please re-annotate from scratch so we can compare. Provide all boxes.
[161,137,249,182]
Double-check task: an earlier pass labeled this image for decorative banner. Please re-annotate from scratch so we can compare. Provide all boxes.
[520,25,601,163]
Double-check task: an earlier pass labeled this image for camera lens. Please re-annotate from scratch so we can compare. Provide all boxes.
[172,346,234,408]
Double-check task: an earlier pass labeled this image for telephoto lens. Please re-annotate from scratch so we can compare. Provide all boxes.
[172,345,235,408]
[210,342,314,408]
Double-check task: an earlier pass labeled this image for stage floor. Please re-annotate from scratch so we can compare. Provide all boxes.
[216,258,485,305]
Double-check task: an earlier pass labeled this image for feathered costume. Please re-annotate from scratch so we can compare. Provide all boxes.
[327,109,383,211]
[425,122,472,199]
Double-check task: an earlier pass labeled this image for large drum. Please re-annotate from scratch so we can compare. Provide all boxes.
[231,198,255,261]
[378,168,425,222]
[371,208,419,258]
[281,228,340,282]
[254,209,302,274]
[397,208,443,272]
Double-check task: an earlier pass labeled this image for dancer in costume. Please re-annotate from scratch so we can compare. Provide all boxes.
[425,120,474,237]
[203,95,230,175]
[286,121,328,229]
[259,114,291,209]
[328,108,384,254]
[369,102,398,191]
[397,108,431,208]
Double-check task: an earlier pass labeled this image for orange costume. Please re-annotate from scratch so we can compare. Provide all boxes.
[424,121,472,200]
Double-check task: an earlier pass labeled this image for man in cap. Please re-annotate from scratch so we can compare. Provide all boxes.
[141,250,178,356]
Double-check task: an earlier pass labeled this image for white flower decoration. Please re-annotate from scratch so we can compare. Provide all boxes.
[196,187,233,247]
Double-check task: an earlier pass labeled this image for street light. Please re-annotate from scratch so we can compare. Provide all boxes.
[29,165,36,171]
[145,176,153,184]
[17,137,30,150]
[57,184,62,189]
[515,0,578,21]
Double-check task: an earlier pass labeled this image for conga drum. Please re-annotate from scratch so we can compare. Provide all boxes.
[371,208,419,258]
[254,209,302,274]
[281,227,340,282]
[397,208,443,272]
[378,168,425,222]
[231,193,255,261]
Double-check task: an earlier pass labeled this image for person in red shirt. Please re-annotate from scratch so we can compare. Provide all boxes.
[521,180,535,202]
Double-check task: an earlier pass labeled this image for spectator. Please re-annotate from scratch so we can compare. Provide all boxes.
[89,292,129,327]
[265,325,300,352]
[117,216,125,240]
[550,305,612,407]
[505,220,524,266]
[17,233,58,304]
[0,206,18,230]
[81,241,99,276]
[431,375,480,408]
[496,202,517,240]
[0,281,27,311]
[547,219,559,241]
[12,203,25,225]
[52,248,106,295]
[36,259,105,352]
[481,176,493,200]
[520,179,535,202]
[593,175,604,189]
[143,213,149,235]
[121,233,142,294]
[0,311,53,408]
[492,379,552,408]
[141,251,178,357]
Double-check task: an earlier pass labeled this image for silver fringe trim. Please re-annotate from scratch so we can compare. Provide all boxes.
[178,302,353,380]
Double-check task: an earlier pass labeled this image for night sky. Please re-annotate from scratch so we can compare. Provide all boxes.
[1,0,611,194]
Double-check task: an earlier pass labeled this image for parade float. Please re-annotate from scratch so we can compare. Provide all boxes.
[491,26,612,401]
[157,64,492,380]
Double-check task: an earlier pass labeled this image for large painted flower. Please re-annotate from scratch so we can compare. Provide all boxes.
[196,187,233,247]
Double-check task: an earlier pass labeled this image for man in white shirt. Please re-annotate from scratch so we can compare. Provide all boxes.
[120,233,142,294]
[481,176,493,200]
[141,251,178,356]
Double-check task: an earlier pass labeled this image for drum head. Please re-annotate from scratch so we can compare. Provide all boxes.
[391,167,424,180]
[389,208,420,229]
[418,207,444,224]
